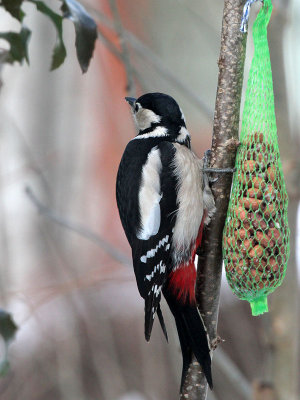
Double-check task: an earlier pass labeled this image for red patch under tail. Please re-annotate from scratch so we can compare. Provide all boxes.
[168,215,206,305]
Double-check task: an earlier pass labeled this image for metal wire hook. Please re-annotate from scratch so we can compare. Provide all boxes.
[240,0,264,33]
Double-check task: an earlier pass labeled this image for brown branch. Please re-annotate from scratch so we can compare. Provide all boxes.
[181,1,248,398]
[214,349,252,400]
[253,381,276,400]
[108,0,136,98]
[81,1,213,118]
[97,27,146,92]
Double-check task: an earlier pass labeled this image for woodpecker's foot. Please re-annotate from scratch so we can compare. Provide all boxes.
[211,335,224,351]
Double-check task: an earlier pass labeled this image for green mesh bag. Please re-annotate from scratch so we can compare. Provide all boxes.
[223,0,290,316]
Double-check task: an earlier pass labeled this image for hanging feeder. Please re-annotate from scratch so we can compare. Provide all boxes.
[222,0,290,316]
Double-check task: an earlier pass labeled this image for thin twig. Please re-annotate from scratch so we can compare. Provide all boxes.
[181,0,248,398]
[124,30,213,118]
[25,186,131,267]
[0,49,10,90]
[82,1,213,119]
[175,0,217,35]
[108,0,136,98]
[207,391,218,400]
[215,349,252,400]
[97,26,123,59]
[97,27,145,91]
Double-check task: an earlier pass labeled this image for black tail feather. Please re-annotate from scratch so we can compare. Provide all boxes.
[157,304,168,342]
[144,295,155,342]
[164,290,213,391]
[173,311,193,391]
[145,297,169,342]
[181,309,213,389]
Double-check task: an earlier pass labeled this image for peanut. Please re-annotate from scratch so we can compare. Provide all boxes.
[264,203,277,218]
[234,229,246,240]
[254,132,264,143]
[266,165,276,182]
[247,187,263,199]
[249,245,264,258]
[253,177,266,190]
[235,206,247,220]
[256,231,274,248]
[239,197,262,211]
[244,160,258,172]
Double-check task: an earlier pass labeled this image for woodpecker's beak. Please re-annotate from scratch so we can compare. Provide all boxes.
[125,97,136,107]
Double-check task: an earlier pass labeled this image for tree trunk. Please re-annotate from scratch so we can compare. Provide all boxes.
[181,1,247,398]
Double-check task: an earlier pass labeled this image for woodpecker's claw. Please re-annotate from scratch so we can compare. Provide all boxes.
[209,177,218,184]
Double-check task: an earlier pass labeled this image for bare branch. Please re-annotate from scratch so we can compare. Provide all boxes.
[97,26,123,59]
[175,0,218,35]
[214,349,252,400]
[0,49,10,91]
[108,0,136,97]
[81,1,213,118]
[123,31,213,118]
[25,186,131,267]
[97,27,146,92]
[181,0,248,398]
[253,381,276,400]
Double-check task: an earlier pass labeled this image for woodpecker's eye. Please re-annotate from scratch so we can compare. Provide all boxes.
[135,104,139,112]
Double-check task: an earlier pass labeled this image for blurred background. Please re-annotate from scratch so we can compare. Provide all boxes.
[0,0,299,399]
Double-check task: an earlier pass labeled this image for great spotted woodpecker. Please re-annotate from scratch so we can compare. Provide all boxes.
[116,92,216,390]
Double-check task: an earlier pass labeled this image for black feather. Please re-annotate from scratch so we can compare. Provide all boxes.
[117,139,178,342]
[181,308,213,389]
[164,289,213,391]
[157,304,168,342]
[115,93,212,392]
[173,311,192,391]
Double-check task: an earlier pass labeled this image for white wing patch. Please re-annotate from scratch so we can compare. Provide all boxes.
[137,147,162,240]
[140,235,169,263]
[144,260,166,280]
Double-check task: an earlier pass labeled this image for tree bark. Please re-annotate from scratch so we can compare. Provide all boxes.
[180,1,247,398]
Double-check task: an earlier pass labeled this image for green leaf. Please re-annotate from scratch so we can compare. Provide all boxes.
[0,26,31,64]
[28,0,67,70]
[0,360,10,377]
[61,0,97,73]
[0,310,18,343]
[0,310,18,377]
[1,0,25,22]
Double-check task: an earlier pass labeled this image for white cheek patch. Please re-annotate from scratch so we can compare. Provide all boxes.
[137,147,162,240]
[136,108,161,130]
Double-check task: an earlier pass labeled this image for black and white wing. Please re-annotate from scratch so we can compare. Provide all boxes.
[116,140,178,340]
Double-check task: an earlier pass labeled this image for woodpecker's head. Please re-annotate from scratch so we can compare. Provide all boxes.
[125,92,190,146]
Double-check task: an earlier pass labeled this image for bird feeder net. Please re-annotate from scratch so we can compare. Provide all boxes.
[222,0,290,316]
